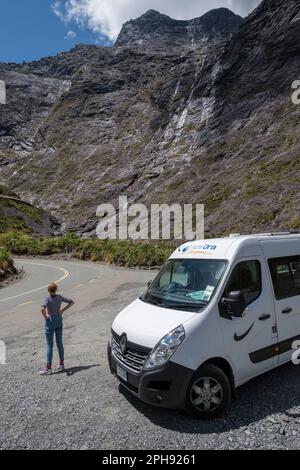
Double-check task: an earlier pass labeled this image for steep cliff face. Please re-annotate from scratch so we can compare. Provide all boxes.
[0,0,299,237]
[0,66,71,158]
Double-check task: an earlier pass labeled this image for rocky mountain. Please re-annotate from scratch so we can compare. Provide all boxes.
[115,8,243,49]
[0,0,300,237]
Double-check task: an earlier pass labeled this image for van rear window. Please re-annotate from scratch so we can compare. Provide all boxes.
[268,256,300,300]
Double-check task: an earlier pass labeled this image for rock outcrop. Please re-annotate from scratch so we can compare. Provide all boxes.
[0,186,58,235]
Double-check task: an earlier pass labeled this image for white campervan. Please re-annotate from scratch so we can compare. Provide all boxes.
[108,233,300,418]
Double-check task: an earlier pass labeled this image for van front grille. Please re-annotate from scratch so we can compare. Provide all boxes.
[111,333,150,373]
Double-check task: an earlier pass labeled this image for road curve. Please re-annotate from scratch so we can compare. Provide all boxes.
[0,258,113,310]
[0,257,154,340]
[0,260,69,306]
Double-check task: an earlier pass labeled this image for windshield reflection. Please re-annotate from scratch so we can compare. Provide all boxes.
[141,259,227,312]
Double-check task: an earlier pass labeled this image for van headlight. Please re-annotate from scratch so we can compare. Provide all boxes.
[143,325,185,370]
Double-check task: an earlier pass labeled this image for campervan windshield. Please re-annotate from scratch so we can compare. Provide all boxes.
[141,259,227,312]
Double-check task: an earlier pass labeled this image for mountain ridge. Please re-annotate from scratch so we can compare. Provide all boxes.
[115,7,243,49]
[0,0,300,237]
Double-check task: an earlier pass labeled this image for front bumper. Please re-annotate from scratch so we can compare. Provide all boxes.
[107,342,193,410]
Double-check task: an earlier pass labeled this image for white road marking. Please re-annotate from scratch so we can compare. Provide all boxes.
[14,258,109,272]
[0,261,69,304]
[17,301,34,308]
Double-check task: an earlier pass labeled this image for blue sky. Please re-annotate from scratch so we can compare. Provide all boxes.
[0,0,260,64]
[0,0,110,63]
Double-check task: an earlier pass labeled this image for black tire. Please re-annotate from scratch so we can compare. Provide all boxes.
[185,364,232,419]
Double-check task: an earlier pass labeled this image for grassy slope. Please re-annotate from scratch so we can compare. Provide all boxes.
[0,185,45,234]
[0,186,174,269]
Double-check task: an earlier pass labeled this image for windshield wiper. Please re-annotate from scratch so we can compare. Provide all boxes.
[142,295,206,311]
[163,302,206,311]
[141,295,161,307]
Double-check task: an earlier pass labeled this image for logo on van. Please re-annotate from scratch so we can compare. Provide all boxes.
[182,244,217,253]
[234,322,255,342]
[119,334,128,355]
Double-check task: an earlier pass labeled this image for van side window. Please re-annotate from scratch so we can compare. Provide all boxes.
[225,260,262,306]
[268,256,300,300]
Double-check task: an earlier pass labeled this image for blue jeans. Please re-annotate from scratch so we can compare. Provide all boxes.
[45,314,64,366]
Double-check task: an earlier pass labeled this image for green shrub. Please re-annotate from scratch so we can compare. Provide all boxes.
[0,232,175,268]
[0,245,12,271]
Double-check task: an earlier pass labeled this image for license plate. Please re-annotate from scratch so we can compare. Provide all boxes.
[116,365,127,382]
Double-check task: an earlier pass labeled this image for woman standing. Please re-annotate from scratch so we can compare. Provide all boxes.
[40,283,74,375]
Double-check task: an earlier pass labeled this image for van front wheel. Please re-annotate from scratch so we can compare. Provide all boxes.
[185,364,232,419]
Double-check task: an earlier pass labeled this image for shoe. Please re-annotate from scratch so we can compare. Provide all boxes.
[56,365,65,373]
[39,367,52,376]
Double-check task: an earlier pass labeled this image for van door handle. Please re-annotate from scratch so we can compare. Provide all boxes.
[282,308,293,314]
[259,314,271,321]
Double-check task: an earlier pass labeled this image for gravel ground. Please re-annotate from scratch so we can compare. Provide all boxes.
[1,279,300,450]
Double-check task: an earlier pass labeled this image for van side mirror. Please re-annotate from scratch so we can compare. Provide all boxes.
[219,291,246,320]
[147,280,152,288]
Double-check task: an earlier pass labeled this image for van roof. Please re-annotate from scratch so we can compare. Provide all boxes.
[171,232,300,261]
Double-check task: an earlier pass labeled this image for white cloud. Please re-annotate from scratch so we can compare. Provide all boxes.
[51,1,66,23]
[65,30,77,39]
[52,0,262,41]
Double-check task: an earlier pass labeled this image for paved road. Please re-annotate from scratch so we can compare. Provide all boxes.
[0,258,153,341]
[1,257,126,310]
[1,258,300,450]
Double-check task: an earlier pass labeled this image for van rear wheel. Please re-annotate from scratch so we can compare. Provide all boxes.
[185,364,232,419]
